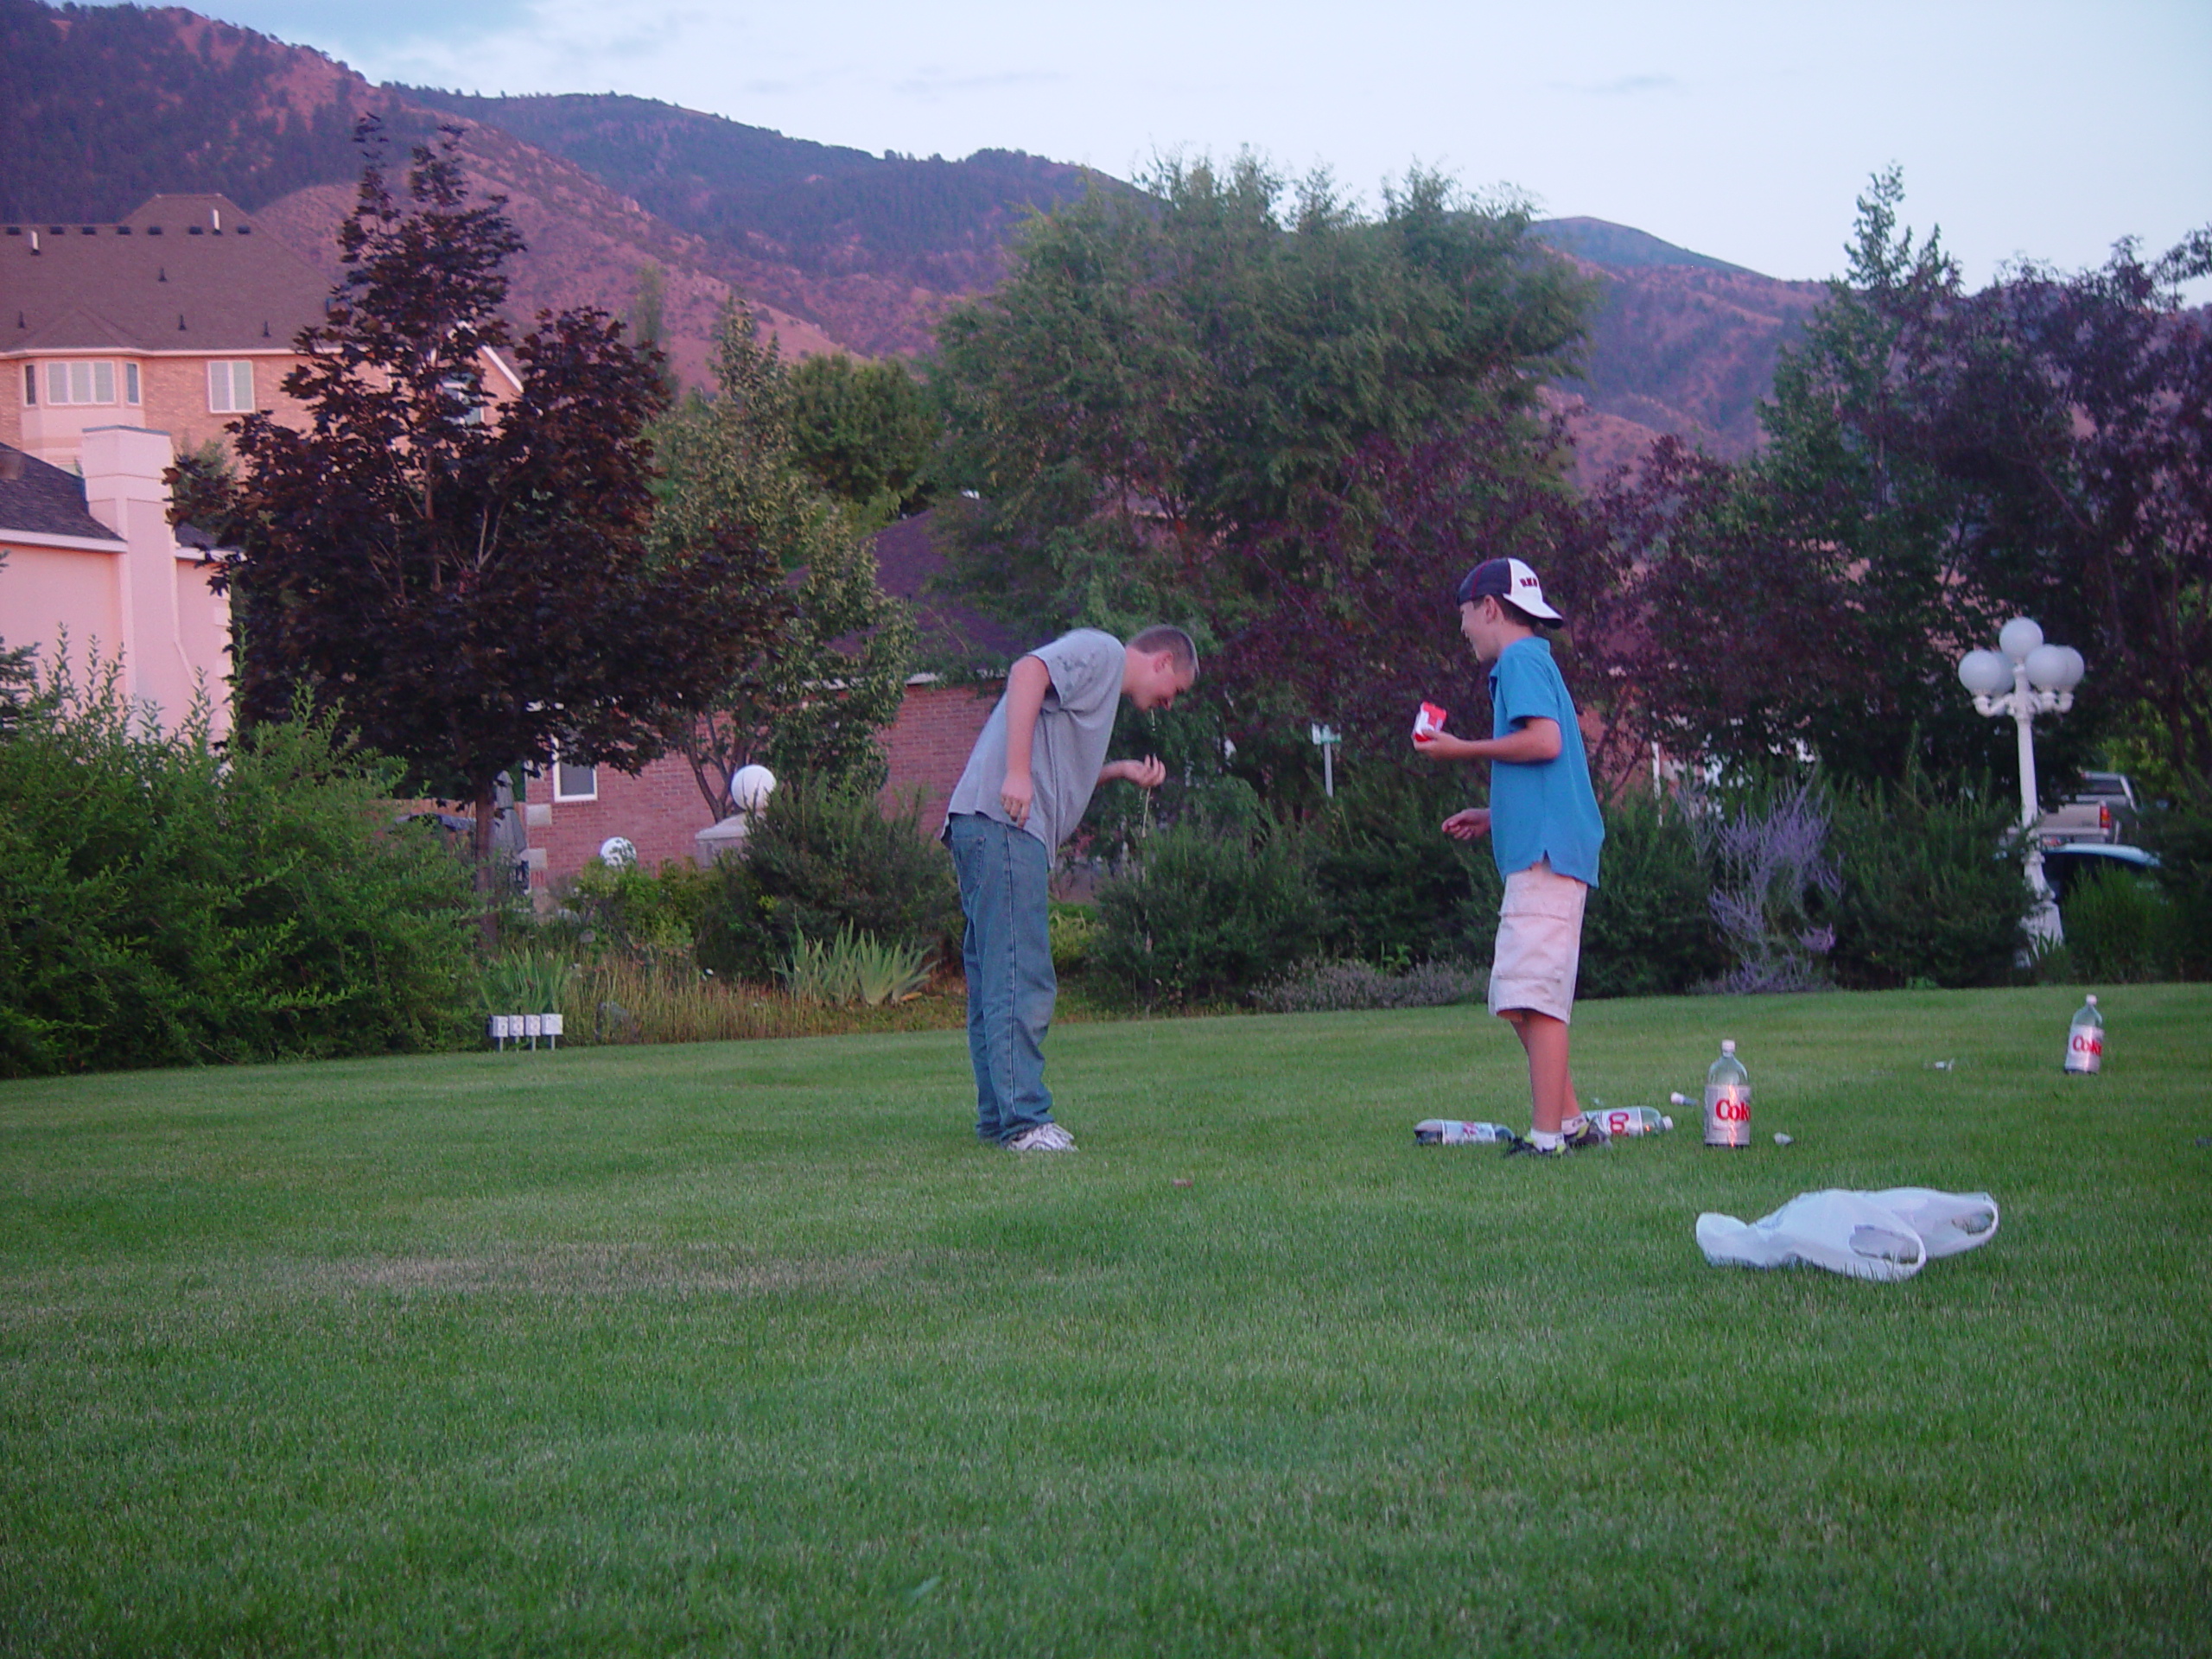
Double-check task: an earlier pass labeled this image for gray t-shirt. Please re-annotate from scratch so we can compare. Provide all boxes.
[945,629,1124,850]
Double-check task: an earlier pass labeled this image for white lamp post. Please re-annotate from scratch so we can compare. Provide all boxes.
[1957,617,2085,941]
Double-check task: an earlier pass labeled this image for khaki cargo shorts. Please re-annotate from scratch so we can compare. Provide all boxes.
[1487,859,1587,1024]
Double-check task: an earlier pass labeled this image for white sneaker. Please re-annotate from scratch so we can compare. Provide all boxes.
[1006,1122,1077,1153]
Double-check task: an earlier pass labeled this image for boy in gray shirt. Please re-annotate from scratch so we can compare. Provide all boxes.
[944,626,1198,1150]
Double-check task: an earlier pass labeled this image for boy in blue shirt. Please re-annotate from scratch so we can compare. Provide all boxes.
[1414,558,1607,1156]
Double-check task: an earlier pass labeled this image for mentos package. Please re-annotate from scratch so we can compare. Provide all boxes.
[1412,702,1447,744]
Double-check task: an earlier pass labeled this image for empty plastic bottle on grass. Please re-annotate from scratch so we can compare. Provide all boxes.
[1588,1105,1673,1137]
[1703,1040,1751,1148]
[1414,1120,1516,1145]
[2063,995,2104,1075]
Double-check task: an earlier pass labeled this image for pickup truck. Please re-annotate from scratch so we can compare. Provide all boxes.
[2034,772,2139,848]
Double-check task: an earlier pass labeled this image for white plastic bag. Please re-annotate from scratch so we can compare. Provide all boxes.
[1696,1188,1999,1282]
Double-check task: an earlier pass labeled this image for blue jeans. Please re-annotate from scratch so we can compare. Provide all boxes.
[947,813,1057,1142]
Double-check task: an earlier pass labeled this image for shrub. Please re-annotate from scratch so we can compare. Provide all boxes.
[2063,868,2177,983]
[1823,774,2026,989]
[696,778,961,982]
[1580,792,1726,998]
[0,659,476,1076]
[1093,817,1321,1005]
[1256,959,1484,1014]
[1307,767,1494,968]
[1048,903,1098,975]
[2138,798,2212,979]
[564,858,715,955]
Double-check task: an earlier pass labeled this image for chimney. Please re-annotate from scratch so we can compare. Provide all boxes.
[0,449,23,481]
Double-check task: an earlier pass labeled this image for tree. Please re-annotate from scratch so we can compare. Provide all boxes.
[1599,172,2211,791]
[787,352,941,524]
[930,156,1594,637]
[652,302,914,817]
[190,122,763,924]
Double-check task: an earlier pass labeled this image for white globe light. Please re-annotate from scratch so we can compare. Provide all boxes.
[2025,644,2072,691]
[2054,645,2086,690]
[1999,617,2044,662]
[598,836,638,868]
[1958,649,2012,696]
[733,764,778,814]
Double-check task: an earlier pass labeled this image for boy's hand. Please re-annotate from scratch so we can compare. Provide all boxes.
[1414,733,1482,763]
[1001,769,1034,828]
[1103,756,1167,789]
[1441,808,1491,841]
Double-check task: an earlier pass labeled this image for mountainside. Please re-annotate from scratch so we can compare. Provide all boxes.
[3,0,1827,461]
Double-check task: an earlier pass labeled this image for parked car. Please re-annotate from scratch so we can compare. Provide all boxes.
[2034,772,2139,848]
[2040,842,2161,913]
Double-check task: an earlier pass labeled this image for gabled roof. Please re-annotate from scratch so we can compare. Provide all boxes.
[3,194,332,356]
[0,445,124,543]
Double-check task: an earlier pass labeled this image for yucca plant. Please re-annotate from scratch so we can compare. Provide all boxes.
[781,926,932,1007]
[482,948,573,1014]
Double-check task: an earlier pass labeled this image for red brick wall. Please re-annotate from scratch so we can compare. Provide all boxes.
[877,678,1002,840]
[524,676,1004,889]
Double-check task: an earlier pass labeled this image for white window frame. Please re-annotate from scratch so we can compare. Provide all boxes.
[39,360,131,406]
[552,756,599,803]
[207,360,255,414]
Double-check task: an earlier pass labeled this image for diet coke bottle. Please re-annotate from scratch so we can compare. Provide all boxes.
[1414,1120,1516,1145]
[1704,1040,1751,1148]
[2063,995,2103,1075]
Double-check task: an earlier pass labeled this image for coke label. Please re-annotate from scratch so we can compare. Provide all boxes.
[1704,1084,1751,1147]
[2064,1021,2103,1074]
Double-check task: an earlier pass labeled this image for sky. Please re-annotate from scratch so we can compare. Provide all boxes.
[125,0,2212,289]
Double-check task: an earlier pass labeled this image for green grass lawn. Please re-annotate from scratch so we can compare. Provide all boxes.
[3,986,2208,1656]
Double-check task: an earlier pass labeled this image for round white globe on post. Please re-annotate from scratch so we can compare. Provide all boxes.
[1998,616,2044,663]
[732,764,777,816]
[1957,650,2012,697]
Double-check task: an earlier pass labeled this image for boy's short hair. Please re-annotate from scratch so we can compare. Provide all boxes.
[1130,625,1199,674]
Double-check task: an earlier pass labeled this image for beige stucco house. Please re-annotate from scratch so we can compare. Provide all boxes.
[0,192,518,732]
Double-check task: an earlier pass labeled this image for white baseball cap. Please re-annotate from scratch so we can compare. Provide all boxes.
[1455,556,1562,622]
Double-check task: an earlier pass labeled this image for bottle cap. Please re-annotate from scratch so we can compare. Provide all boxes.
[2086,995,2098,1005]
[1721,1039,1736,1053]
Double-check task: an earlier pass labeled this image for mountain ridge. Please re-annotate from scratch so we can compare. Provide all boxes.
[2,0,1823,460]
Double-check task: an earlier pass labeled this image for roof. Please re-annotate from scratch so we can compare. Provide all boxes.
[869,510,1027,669]
[0,444,124,543]
[3,194,332,356]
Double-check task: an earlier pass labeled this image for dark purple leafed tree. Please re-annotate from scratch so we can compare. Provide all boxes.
[183,122,773,937]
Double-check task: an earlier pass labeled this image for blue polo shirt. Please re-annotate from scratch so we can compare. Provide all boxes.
[1487,635,1604,887]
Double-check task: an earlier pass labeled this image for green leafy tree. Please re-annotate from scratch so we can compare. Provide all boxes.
[787,352,942,524]
[626,259,681,401]
[930,156,1593,638]
[189,122,762,927]
[653,302,915,815]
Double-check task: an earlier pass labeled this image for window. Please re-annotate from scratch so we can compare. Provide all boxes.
[41,360,128,405]
[22,365,33,406]
[208,360,254,413]
[553,759,598,802]
[441,378,486,427]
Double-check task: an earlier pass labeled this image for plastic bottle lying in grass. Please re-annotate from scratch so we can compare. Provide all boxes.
[1589,1106,1672,1137]
[1414,1120,1516,1145]
[2064,995,2103,1075]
